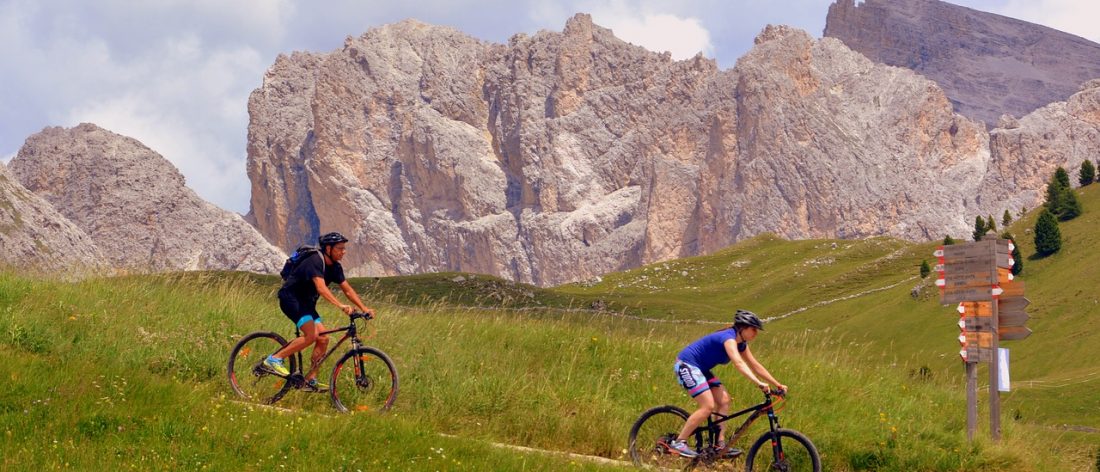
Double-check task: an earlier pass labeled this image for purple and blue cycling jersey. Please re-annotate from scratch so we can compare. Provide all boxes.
[677,328,747,371]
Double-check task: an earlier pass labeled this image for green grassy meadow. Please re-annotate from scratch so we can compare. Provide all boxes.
[4,187,1100,470]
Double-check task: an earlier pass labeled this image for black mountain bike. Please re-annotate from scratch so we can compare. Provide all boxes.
[629,391,820,471]
[227,311,398,413]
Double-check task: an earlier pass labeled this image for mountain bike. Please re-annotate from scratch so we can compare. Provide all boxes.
[227,311,398,413]
[629,390,820,471]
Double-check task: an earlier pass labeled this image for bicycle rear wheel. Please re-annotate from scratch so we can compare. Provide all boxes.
[628,405,695,469]
[330,347,398,413]
[227,332,296,404]
[745,428,821,471]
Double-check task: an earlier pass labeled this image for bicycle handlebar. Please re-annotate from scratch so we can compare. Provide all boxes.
[349,311,374,320]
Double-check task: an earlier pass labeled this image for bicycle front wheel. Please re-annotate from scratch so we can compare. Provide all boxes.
[330,347,398,413]
[227,332,296,404]
[628,405,693,468]
[745,428,821,472]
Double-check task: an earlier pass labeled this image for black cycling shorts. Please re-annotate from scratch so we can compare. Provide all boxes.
[278,288,322,328]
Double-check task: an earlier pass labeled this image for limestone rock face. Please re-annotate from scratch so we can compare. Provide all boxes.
[824,0,1100,126]
[10,124,285,273]
[982,81,1100,214]
[732,25,989,242]
[248,16,1006,286]
[0,161,104,272]
[246,51,326,250]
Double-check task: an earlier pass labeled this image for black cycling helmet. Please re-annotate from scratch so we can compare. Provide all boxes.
[318,231,349,249]
[733,309,764,331]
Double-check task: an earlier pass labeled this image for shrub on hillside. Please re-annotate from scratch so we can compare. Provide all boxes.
[919,260,930,279]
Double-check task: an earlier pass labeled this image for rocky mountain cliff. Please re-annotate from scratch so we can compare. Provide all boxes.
[824,0,1100,127]
[983,79,1100,212]
[0,161,104,272]
[245,15,1098,286]
[10,124,285,273]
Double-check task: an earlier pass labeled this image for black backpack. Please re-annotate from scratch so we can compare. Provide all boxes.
[280,245,322,280]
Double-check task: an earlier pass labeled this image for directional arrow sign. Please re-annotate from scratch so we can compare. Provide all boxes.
[958,301,993,317]
[964,346,994,363]
[997,280,1026,298]
[940,271,995,289]
[943,286,994,304]
[999,296,1030,312]
[967,331,994,348]
[961,316,994,331]
[942,241,995,259]
[999,326,1032,341]
[999,309,1030,328]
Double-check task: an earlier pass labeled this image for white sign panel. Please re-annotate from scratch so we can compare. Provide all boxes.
[997,348,1010,392]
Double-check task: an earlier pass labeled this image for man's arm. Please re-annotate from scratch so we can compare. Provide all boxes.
[313,277,352,314]
[338,281,374,316]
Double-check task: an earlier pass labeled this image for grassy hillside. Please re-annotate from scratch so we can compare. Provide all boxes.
[3,186,1100,470]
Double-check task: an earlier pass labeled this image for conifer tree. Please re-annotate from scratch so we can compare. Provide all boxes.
[1002,210,1013,227]
[943,235,956,245]
[1055,166,1071,189]
[1034,209,1062,256]
[972,215,987,241]
[1080,160,1095,186]
[987,214,996,233]
[1045,175,1066,214]
[919,259,931,279]
[1057,186,1082,221]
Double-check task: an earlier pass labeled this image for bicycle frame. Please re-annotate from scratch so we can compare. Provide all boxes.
[287,314,369,383]
[692,393,782,450]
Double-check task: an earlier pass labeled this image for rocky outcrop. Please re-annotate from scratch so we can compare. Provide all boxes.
[248,16,1011,286]
[824,0,1100,127]
[981,80,1100,213]
[245,51,326,250]
[0,161,104,272]
[10,124,285,273]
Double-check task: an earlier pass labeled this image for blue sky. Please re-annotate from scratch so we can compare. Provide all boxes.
[2,0,1097,214]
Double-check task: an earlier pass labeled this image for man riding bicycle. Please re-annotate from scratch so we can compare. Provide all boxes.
[263,231,375,392]
[668,309,787,458]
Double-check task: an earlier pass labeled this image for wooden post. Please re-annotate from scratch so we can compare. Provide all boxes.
[988,243,1002,441]
[966,361,977,441]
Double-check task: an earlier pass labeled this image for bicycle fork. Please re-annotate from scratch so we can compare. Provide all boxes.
[766,407,786,463]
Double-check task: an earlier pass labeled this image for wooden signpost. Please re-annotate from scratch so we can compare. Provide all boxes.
[936,238,1030,441]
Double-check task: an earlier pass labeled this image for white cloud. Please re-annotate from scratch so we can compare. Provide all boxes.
[596,11,714,59]
[0,1,274,214]
[997,0,1100,42]
[529,1,714,60]
[59,37,266,213]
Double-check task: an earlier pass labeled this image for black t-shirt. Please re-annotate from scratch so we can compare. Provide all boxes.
[281,252,346,300]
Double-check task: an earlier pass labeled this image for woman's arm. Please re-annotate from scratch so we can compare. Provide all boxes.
[741,347,787,392]
[724,339,769,391]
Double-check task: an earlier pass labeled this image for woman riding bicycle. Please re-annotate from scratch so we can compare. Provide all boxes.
[668,309,787,458]
[262,231,375,391]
